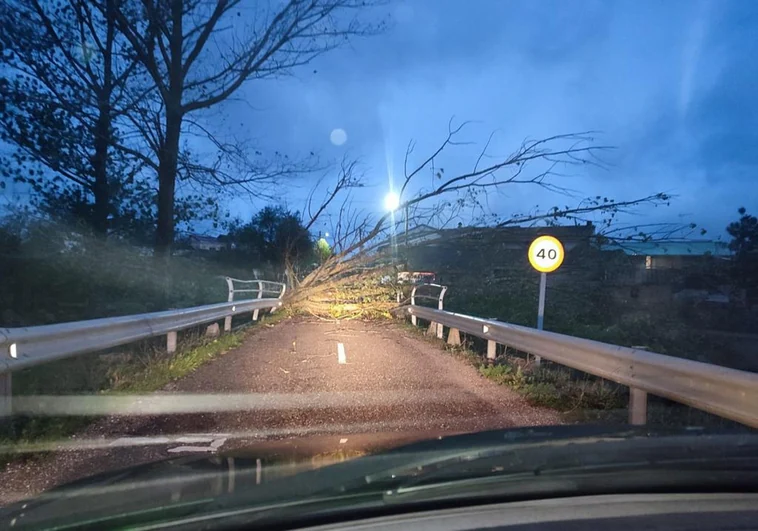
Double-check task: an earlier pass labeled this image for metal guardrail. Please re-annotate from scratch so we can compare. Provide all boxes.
[407,304,758,429]
[410,283,447,338]
[0,278,287,416]
[224,277,286,330]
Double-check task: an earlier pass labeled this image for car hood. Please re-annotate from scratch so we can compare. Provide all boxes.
[2,424,757,530]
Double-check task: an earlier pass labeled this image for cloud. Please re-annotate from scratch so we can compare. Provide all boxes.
[679,0,712,116]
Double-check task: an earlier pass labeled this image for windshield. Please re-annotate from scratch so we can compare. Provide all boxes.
[1,0,757,527]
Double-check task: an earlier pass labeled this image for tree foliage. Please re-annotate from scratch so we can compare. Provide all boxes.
[0,0,145,235]
[108,0,382,255]
[226,206,313,268]
[315,238,332,263]
[1,0,381,252]
[727,207,758,303]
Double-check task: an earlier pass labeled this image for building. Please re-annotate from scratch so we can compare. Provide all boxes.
[186,234,226,252]
[385,223,597,285]
[600,240,734,305]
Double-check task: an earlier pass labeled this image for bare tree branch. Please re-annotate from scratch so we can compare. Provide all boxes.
[106,0,383,253]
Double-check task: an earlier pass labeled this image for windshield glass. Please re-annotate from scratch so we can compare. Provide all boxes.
[1,0,757,527]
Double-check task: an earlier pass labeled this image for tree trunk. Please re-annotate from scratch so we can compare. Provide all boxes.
[91,109,110,238]
[91,0,116,238]
[155,113,180,256]
[155,0,185,258]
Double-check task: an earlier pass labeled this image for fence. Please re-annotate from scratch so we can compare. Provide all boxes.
[0,278,286,416]
[406,284,758,429]
[224,277,287,331]
[410,283,447,338]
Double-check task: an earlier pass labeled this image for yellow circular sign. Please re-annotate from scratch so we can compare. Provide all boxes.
[528,235,565,273]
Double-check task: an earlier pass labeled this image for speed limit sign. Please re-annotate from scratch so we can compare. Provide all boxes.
[528,235,564,365]
[528,235,564,273]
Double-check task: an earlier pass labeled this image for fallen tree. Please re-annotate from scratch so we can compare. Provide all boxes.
[276,121,693,319]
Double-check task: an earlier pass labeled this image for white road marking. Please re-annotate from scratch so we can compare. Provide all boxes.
[108,433,230,455]
[176,436,215,444]
[109,436,170,447]
[167,437,227,453]
[339,438,348,444]
[167,445,213,453]
[337,342,346,364]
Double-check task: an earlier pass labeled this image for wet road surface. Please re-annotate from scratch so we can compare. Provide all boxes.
[0,317,562,503]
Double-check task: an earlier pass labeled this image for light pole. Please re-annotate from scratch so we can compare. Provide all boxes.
[384,191,401,265]
[383,191,408,246]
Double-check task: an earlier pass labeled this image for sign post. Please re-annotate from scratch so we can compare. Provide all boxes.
[537,271,547,331]
[527,235,565,366]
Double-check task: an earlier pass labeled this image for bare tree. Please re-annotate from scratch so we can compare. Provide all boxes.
[0,0,147,235]
[286,123,676,309]
[108,0,383,255]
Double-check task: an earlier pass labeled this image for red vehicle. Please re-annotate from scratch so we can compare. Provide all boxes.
[397,271,436,285]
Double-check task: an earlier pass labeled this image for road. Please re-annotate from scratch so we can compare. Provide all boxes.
[0,316,562,503]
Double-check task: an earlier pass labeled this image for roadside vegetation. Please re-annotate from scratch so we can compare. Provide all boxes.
[443,274,749,372]
[403,320,748,430]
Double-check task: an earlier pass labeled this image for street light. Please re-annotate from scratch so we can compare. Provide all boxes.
[384,191,409,249]
[384,191,400,211]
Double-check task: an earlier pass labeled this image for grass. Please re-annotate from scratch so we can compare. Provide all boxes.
[106,330,245,393]
[403,319,623,416]
[403,318,751,430]
[478,363,625,413]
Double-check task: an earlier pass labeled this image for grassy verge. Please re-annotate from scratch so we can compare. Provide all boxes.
[106,329,245,394]
[478,363,625,414]
[402,319,749,430]
[401,320,621,415]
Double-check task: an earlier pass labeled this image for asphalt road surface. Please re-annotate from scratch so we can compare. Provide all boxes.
[0,317,562,504]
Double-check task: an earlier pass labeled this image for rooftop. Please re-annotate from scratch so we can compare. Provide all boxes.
[600,240,732,257]
[376,223,596,250]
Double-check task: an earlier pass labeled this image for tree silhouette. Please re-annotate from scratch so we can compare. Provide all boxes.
[727,207,758,304]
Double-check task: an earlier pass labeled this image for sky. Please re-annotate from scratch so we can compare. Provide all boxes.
[207,0,758,241]
[3,0,754,241]
[0,0,753,243]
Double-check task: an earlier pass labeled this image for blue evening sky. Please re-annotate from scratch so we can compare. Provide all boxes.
[211,0,757,240]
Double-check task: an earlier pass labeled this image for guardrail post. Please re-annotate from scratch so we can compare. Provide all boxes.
[436,286,447,339]
[427,321,437,336]
[252,281,263,321]
[629,388,648,425]
[270,284,286,314]
[447,328,461,346]
[487,340,496,364]
[0,373,11,417]
[225,277,234,332]
[410,285,417,326]
[166,331,177,354]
